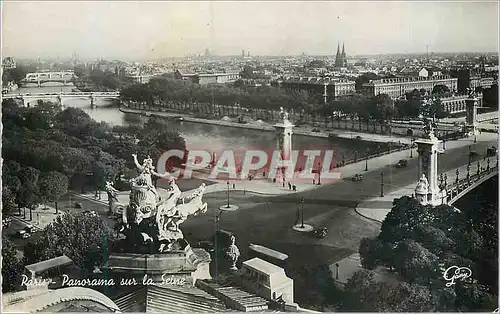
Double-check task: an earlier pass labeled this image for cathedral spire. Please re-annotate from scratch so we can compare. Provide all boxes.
[341,43,345,57]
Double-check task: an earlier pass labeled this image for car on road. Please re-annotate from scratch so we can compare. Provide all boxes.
[312,128,320,132]
[74,202,84,209]
[83,210,98,217]
[17,229,31,239]
[312,227,328,239]
[396,159,408,168]
[487,146,498,157]
[352,174,363,182]
[469,150,478,157]
[2,217,12,228]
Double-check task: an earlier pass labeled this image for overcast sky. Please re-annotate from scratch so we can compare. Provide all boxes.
[2,1,498,60]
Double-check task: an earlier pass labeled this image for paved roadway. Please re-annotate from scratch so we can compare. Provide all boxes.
[181,137,498,270]
[7,137,496,270]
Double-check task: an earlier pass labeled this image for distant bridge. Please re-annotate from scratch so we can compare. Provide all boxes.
[22,71,77,86]
[2,91,120,108]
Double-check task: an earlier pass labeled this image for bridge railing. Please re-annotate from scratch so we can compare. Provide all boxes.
[442,158,498,203]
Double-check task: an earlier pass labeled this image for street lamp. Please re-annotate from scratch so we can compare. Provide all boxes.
[226,181,230,208]
[380,171,384,197]
[410,137,414,158]
[317,162,322,185]
[365,149,369,171]
[474,134,477,143]
[300,197,305,228]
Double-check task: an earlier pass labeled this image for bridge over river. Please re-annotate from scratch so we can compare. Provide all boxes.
[2,91,120,108]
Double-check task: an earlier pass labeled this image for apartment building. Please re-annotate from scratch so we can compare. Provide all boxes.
[362,75,458,98]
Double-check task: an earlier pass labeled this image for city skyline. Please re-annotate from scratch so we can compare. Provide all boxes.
[1,1,499,60]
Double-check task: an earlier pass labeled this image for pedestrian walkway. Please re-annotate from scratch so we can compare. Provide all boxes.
[355,156,497,223]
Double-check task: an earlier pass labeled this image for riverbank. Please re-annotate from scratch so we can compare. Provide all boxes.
[119,106,412,145]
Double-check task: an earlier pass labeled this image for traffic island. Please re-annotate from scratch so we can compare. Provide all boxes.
[292,224,313,232]
[219,205,240,211]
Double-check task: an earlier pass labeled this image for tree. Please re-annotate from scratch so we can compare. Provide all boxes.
[2,187,17,215]
[39,171,69,214]
[379,196,434,243]
[24,212,113,273]
[432,84,451,95]
[16,166,41,220]
[393,239,440,284]
[483,84,498,109]
[341,270,435,312]
[359,237,392,270]
[2,238,24,292]
[355,72,379,92]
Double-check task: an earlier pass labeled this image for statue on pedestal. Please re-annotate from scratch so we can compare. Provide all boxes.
[422,116,437,140]
[115,154,209,253]
[104,181,126,215]
[225,235,240,271]
[414,174,429,204]
[279,106,291,125]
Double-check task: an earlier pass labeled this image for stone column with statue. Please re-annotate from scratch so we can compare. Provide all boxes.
[273,107,295,184]
[414,115,443,206]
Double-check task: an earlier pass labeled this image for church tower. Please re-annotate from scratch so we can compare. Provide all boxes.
[334,43,341,68]
[341,43,347,67]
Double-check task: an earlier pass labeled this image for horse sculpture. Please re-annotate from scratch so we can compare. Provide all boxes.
[157,183,208,238]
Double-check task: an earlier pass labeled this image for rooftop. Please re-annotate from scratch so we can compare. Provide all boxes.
[243,257,285,276]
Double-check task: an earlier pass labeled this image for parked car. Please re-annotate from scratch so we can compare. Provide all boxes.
[352,174,363,182]
[469,150,478,157]
[83,210,98,217]
[312,128,320,132]
[17,229,31,239]
[74,202,83,209]
[486,146,498,157]
[312,227,328,239]
[396,159,408,168]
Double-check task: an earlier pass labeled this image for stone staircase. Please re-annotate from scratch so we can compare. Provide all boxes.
[146,285,229,313]
[197,280,270,312]
[113,287,147,312]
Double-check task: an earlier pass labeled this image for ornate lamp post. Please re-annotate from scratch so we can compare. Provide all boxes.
[474,134,477,143]
[226,181,230,208]
[466,164,470,183]
[380,171,384,197]
[455,169,459,185]
[317,162,322,185]
[487,158,490,171]
[365,149,369,171]
[300,197,305,228]
[354,150,358,163]
[477,161,481,176]
[410,137,414,158]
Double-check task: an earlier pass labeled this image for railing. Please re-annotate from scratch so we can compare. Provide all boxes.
[442,158,498,204]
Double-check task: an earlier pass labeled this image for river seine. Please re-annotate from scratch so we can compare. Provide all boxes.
[16,83,385,162]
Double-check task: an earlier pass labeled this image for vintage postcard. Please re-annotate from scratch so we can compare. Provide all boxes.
[1,1,498,312]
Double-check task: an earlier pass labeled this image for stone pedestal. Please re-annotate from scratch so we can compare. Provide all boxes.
[466,97,478,135]
[415,134,442,206]
[273,119,294,183]
[102,244,212,286]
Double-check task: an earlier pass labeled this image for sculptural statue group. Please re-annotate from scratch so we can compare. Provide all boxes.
[105,154,208,252]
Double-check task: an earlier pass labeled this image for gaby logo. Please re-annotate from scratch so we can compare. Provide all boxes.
[443,266,472,287]
[157,148,342,183]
